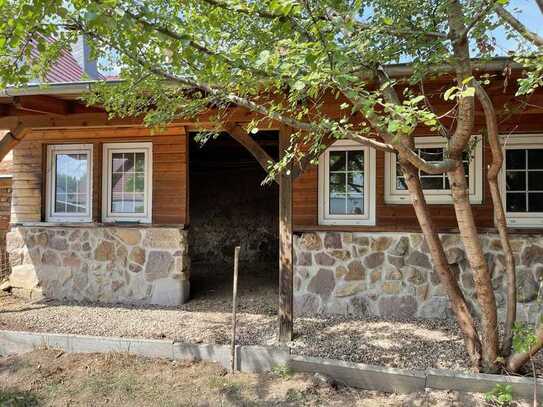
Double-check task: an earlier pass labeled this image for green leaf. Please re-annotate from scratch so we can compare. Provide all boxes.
[444,87,458,101]
[462,87,475,98]
[255,50,271,67]
[293,80,306,90]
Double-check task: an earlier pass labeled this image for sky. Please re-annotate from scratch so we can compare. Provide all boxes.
[493,0,541,53]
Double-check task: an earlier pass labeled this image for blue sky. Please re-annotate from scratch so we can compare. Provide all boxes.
[493,0,540,53]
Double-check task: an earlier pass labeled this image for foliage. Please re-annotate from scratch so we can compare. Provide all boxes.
[512,322,537,354]
[484,384,513,407]
[271,364,294,379]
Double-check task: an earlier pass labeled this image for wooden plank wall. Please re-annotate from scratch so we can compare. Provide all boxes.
[11,126,187,225]
[293,115,543,232]
[293,144,494,231]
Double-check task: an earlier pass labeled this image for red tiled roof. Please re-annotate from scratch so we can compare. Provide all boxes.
[28,36,104,83]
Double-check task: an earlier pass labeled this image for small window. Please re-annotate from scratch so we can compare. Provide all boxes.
[318,140,376,225]
[501,135,543,227]
[46,144,92,222]
[384,136,483,204]
[102,142,152,223]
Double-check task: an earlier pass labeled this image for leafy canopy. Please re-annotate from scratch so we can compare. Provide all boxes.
[0,0,536,171]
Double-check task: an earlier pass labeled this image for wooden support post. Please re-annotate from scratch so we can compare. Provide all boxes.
[231,246,240,372]
[278,126,293,342]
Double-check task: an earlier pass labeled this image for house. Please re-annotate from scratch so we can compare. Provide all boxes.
[1,53,543,338]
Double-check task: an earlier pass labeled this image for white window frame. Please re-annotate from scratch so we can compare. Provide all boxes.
[318,140,376,226]
[102,142,153,224]
[384,136,483,204]
[46,144,93,223]
[500,133,543,228]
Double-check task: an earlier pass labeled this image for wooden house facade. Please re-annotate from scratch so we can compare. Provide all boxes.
[1,62,543,338]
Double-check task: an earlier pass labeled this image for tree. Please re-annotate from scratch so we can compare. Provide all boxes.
[0,0,541,373]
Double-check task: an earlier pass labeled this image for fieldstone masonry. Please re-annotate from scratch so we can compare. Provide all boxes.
[6,226,190,306]
[294,231,543,320]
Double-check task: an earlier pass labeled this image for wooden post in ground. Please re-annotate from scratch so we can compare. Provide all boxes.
[231,246,240,372]
[278,126,293,342]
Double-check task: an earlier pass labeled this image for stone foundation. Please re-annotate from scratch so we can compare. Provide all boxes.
[6,226,190,306]
[294,231,543,320]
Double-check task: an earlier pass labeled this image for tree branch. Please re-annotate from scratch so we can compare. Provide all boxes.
[495,4,543,47]
[474,79,517,357]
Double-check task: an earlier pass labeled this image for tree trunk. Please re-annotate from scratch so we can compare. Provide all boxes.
[401,161,482,368]
[448,165,499,372]
[475,81,517,357]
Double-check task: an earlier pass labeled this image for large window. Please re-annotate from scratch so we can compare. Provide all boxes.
[46,144,92,222]
[384,136,483,204]
[501,134,543,227]
[102,142,152,223]
[318,140,376,225]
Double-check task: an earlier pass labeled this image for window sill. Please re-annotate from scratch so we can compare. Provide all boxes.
[11,222,186,229]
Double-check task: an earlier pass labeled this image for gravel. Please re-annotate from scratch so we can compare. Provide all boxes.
[1,263,541,375]
[4,292,538,375]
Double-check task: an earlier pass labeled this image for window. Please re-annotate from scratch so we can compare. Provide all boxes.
[501,134,543,227]
[102,142,152,223]
[384,136,483,204]
[318,140,376,225]
[46,144,92,222]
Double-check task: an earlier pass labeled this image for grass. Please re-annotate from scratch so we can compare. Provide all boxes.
[0,349,529,406]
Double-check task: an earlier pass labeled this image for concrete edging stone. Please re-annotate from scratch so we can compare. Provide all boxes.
[0,329,540,399]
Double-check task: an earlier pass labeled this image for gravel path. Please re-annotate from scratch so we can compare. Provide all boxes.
[2,292,523,374]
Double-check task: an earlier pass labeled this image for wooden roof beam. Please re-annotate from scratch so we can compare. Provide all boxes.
[13,95,70,115]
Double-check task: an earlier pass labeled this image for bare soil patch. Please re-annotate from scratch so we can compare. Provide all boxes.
[0,349,529,406]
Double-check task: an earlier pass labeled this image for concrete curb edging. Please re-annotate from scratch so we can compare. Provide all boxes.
[0,330,289,373]
[289,354,543,399]
[0,330,540,399]
[288,355,427,394]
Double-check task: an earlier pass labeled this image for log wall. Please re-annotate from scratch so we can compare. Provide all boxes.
[10,126,187,225]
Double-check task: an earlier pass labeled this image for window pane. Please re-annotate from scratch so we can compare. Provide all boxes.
[329,173,346,194]
[528,149,543,170]
[347,172,364,193]
[66,194,78,213]
[330,196,346,214]
[55,193,66,213]
[111,192,124,213]
[347,151,364,171]
[396,177,407,190]
[421,176,444,189]
[135,173,145,193]
[506,171,526,191]
[112,153,125,172]
[529,193,543,212]
[54,152,88,215]
[506,149,526,170]
[134,193,145,213]
[135,153,145,172]
[528,171,543,191]
[506,193,526,212]
[123,174,135,193]
[419,148,443,161]
[123,153,135,172]
[329,151,346,172]
[110,149,147,214]
[347,196,364,215]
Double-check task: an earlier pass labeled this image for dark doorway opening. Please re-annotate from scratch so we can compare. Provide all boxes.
[188,131,279,313]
